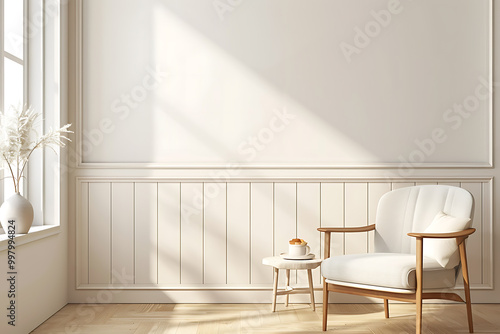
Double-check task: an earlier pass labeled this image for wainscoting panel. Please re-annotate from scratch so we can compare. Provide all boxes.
[88,182,111,284]
[76,178,493,290]
[461,183,482,285]
[250,183,274,285]
[111,183,134,284]
[274,183,296,285]
[158,182,181,284]
[296,183,321,285]
[135,183,158,284]
[181,183,204,285]
[78,182,89,285]
[204,183,227,285]
[368,183,392,253]
[226,183,250,285]
[345,183,368,255]
[320,183,344,259]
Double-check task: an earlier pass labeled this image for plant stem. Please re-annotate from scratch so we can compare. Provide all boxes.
[3,154,17,193]
[17,140,43,186]
[16,156,19,193]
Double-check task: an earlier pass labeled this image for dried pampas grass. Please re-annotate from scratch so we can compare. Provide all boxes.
[0,105,72,193]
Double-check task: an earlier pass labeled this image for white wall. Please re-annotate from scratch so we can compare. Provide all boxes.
[0,1,69,332]
[79,0,490,167]
[0,233,68,333]
[68,0,500,303]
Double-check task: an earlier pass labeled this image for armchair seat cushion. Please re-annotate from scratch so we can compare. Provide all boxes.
[321,253,456,290]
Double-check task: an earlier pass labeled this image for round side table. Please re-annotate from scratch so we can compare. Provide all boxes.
[262,256,322,312]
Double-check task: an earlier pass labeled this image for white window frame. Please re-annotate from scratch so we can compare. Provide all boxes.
[0,0,64,246]
[0,0,29,201]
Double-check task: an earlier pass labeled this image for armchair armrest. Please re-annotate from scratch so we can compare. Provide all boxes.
[409,228,476,297]
[407,228,475,239]
[318,224,375,259]
[317,224,375,233]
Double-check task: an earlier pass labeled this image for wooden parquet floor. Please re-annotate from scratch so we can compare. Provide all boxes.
[31,303,500,333]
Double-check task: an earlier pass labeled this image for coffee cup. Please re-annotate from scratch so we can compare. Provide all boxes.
[289,243,310,257]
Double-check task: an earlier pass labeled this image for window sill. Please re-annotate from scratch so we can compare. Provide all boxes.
[0,225,61,251]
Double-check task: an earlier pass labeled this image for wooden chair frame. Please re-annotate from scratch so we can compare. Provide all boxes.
[318,225,475,333]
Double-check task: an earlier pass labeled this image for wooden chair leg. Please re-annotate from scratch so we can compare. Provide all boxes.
[307,269,315,311]
[416,238,423,334]
[285,269,290,307]
[459,242,474,333]
[384,299,389,318]
[416,289,423,333]
[322,278,328,331]
[272,268,279,312]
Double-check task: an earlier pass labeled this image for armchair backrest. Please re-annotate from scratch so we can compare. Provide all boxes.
[374,185,473,256]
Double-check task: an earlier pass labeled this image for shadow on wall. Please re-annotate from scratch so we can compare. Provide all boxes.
[154,0,490,164]
[82,0,490,165]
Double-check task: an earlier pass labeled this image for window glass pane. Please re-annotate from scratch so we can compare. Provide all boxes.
[4,0,24,60]
[4,57,24,111]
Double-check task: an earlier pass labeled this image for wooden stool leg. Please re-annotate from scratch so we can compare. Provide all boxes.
[307,269,315,311]
[384,299,389,318]
[285,269,290,307]
[272,267,279,312]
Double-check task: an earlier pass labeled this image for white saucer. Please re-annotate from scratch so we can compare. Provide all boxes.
[280,253,315,260]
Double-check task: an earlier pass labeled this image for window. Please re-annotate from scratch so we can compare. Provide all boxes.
[1,0,27,200]
[2,0,26,106]
[0,0,64,241]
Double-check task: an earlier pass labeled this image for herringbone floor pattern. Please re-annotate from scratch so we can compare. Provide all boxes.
[31,303,500,333]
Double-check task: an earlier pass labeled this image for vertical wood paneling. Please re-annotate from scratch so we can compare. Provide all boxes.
[274,183,296,285]
[180,183,204,284]
[78,179,492,291]
[135,183,158,284]
[158,183,181,284]
[79,182,89,285]
[227,183,250,285]
[460,183,482,285]
[368,183,391,253]
[111,183,135,284]
[204,183,227,284]
[482,181,492,286]
[297,183,321,284]
[274,183,296,256]
[344,183,368,255]
[251,183,274,284]
[88,182,111,284]
[320,183,344,258]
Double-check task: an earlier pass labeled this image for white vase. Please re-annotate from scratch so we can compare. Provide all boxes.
[0,193,34,234]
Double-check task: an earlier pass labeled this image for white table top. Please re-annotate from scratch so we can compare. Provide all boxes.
[262,256,322,269]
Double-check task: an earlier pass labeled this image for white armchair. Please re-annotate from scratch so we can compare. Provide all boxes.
[318,185,475,333]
